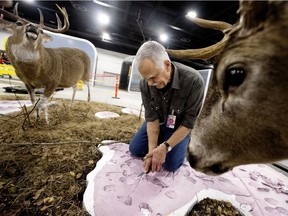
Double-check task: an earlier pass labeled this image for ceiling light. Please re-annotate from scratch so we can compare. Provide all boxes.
[187,11,197,18]
[159,34,168,42]
[93,0,112,8]
[102,32,111,40]
[98,13,110,25]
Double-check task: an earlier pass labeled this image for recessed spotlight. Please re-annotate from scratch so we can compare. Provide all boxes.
[98,13,110,25]
[160,34,168,42]
[187,11,197,18]
[102,32,110,40]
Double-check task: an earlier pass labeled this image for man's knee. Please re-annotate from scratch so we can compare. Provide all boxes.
[129,140,137,156]
[129,140,145,157]
[129,145,135,156]
[163,161,183,172]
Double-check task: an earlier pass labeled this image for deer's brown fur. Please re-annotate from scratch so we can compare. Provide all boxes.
[189,1,288,174]
[169,0,288,175]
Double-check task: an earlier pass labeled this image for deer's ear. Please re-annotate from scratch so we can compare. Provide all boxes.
[238,1,269,30]
[42,33,53,42]
[238,0,284,35]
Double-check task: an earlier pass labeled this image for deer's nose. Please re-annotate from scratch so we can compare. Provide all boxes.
[187,151,198,168]
[27,23,36,27]
[26,24,38,34]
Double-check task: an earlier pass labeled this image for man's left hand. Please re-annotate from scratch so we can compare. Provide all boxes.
[144,144,167,172]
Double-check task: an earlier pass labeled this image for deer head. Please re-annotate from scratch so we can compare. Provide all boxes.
[168,0,288,175]
[0,2,69,46]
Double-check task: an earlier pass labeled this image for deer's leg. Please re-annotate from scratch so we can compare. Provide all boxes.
[44,104,49,124]
[84,81,91,102]
[24,84,39,118]
[71,85,77,106]
[41,86,56,105]
[38,86,56,123]
[25,84,36,104]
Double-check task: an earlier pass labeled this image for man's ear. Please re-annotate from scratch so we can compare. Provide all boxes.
[164,60,171,70]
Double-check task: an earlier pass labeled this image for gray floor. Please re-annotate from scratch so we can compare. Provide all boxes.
[0,78,143,110]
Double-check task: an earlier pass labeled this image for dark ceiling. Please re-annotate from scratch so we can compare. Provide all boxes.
[2,1,239,59]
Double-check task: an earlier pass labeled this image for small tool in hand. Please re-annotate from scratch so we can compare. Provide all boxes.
[137,166,151,178]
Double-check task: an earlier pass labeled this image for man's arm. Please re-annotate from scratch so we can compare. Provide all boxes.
[165,125,191,148]
[147,120,160,152]
[143,120,160,172]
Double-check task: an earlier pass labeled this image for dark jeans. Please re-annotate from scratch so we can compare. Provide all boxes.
[129,121,191,172]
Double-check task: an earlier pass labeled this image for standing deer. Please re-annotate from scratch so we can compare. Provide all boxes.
[168,0,288,175]
[0,3,91,123]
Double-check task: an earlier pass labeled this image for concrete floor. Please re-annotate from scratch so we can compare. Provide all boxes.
[0,78,143,110]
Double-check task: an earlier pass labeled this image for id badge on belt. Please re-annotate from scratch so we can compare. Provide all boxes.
[166,110,176,129]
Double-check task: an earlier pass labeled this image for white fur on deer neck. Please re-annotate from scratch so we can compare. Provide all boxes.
[11,43,40,62]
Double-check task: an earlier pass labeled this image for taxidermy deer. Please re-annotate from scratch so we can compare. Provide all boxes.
[168,0,288,175]
[0,3,91,123]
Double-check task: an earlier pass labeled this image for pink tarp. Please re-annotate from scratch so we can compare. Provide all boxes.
[83,143,288,216]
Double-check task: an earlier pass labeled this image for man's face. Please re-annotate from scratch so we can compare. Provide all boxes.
[138,59,171,89]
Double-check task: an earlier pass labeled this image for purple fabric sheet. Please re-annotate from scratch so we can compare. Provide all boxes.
[83,143,288,216]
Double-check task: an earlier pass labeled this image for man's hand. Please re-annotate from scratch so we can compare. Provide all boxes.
[144,144,167,172]
[143,156,152,173]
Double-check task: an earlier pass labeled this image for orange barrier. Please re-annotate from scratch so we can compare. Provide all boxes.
[112,75,120,99]
[91,74,120,99]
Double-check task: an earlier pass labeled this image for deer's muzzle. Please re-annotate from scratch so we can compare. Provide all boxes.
[187,151,230,175]
[25,25,39,40]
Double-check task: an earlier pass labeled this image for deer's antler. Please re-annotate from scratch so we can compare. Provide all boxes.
[167,16,232,60]
[0,2,69,33]
[39,4,69,33]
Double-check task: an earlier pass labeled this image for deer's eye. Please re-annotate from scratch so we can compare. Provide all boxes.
[15,21,23,26]
[40,30,43,34]
[223,68,246,91]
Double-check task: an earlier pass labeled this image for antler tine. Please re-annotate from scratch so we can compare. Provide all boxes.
[167,16,232,60]
[58,6,70,30]
[38,8,44,27]
[12,2,26,22]
[13,2,19,18]
[55,13,62,29]
[186,16,232,31]
[42,4,69,33]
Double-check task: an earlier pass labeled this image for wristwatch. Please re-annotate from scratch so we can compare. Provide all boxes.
[163,141,172,152]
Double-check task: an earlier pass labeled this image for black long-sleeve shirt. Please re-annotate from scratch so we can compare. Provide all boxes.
[140,62,205,129]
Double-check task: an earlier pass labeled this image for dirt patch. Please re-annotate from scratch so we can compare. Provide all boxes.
[188,197,243,216]
[0,95,143,215]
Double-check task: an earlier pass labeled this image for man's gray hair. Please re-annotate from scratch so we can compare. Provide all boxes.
[134,41,170,70]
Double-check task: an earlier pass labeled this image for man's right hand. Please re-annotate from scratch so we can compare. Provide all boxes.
[144,144,167,172]
[143,156,152,173]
